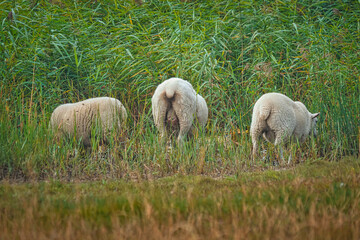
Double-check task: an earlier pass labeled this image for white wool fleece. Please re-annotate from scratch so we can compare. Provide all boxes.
[50,97,127,147]
[151,77,208,141]
[250,92,319,160]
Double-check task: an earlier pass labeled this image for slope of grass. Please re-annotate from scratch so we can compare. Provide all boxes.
[1,157,359,239]
[0,0,359,180]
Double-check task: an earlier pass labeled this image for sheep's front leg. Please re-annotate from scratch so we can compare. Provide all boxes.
[279,145,284,162]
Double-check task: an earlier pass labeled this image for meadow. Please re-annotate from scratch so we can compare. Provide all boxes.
[1,158,359,239]
[0,0,359,238]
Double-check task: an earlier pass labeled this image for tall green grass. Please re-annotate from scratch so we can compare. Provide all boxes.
[0,0,359,180]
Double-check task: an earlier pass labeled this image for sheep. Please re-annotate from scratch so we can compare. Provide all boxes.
[250,92,319,163]
[50,97,127,148]
[151,77,208,142]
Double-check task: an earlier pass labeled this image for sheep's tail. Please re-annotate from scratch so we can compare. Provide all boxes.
[165,88,175,99]
[164,80,178,99]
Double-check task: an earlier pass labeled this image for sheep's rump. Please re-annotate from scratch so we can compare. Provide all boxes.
[50,97,127,147]
[151,78,208,140]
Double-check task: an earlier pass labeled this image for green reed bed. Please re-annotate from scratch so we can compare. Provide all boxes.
[0,0,359,180]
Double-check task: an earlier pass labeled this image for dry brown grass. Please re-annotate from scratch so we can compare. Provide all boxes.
[2,210,359,240]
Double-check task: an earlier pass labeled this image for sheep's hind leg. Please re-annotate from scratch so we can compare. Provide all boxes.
[158,110,167,139]
[172,102,194,145]
[251,139,259,163]
[177,123,192,144]
[250,128,262,164]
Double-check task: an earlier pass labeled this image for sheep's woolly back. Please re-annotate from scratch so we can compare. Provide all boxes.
[152,78,208,141]
[50,97,127,147]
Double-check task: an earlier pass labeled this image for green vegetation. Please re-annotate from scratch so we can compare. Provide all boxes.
[1,0,358,179]
[1,1,359,238]
[1,158,360,239]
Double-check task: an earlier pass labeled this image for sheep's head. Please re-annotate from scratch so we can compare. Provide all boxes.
[310,112,320,137]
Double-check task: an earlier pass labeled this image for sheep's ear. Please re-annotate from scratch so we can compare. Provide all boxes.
[311,112,320,119]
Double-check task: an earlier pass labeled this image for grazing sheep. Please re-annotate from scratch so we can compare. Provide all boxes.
[50,97,127,147]
[250,92,319,162]
[152,77,208,142]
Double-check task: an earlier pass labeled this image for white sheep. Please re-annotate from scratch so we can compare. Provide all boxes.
[151,77,208,142]
[50,97,127,147]
[250,92,319,162]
